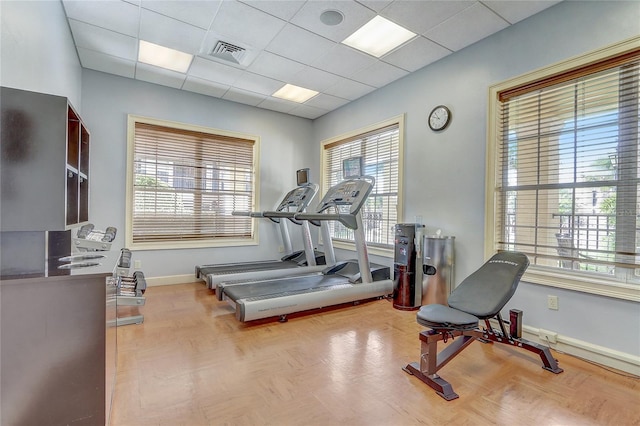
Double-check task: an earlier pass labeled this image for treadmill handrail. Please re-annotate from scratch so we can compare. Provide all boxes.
[232,210,280,223]
[263,210,322,227]
[262,210,303,226]
[232,211,263,217]
[294,212,358,230]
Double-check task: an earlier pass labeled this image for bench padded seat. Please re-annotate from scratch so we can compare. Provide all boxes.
[416,304,478,330]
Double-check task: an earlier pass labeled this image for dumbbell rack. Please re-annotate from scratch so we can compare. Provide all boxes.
[116,249,146,326]
[73,223,117,252]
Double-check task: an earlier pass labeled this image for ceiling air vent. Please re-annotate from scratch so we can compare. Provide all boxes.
[210,41,247,65]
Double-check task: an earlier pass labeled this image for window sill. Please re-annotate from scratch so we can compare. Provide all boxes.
[523,266,640,302]
[330,240,393,259]
[127,238,258,251]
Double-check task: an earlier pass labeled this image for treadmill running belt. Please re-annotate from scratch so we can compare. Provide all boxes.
[224,274,344,301]
[200,261,299,276]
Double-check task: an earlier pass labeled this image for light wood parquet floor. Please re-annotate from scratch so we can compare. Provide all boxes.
[111,282,640,426]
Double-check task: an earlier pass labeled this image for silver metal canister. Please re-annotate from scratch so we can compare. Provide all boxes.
[422,235,455,306]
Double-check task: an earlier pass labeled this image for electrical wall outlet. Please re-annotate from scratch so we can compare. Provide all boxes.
[278,245,284,253]
[538,328,558,343]
[547,295,559,310]
[134,260,142,269]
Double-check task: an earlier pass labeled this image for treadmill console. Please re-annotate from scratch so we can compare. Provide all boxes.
[275,184,318,213]
[316,179,373,215]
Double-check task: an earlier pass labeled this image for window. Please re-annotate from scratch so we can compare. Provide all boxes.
[126,115,259,249]
[486,39,640,300]
[321,115,404,253]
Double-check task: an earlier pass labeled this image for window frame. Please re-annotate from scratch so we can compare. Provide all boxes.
[320,114,405,257]
[485,36,640,302]
[125,115,260,250]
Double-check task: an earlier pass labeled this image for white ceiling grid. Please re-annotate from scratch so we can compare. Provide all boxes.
[62,0,560,119]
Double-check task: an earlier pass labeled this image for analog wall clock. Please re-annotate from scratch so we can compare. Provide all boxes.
[428,105,451,131]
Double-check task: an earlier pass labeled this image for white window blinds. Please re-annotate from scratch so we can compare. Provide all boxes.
[493,51,640,277]
[130,120,256,245]
[323,122,400,248]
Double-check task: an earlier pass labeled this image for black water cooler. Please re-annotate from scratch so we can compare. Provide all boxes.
[393,223,422,310]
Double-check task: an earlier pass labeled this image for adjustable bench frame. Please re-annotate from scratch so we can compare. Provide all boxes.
[403,313,563,400]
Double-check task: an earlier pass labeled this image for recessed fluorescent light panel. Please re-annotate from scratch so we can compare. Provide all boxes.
[138,40,193,73]
[342,15,416,58]
[272,84,319,103]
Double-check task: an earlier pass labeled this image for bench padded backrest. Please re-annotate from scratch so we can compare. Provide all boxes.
[447,252,529,319]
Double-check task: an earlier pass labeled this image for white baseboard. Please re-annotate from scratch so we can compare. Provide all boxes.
[520,324,640,376]
[487,318,639,376]
[145,274,200,287]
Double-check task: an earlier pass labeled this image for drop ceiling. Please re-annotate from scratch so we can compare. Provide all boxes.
[62,0,560,119]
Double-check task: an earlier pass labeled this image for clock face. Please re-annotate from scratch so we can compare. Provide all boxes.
[429,105,451,131]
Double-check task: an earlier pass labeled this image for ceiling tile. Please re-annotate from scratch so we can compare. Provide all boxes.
[188,57,244,86]
[323,76,375,100]
[239,0,306,21]
[256,97,298,114]
[311,43,377,78]
[289,66,341,92]
[289,0,376,43]
[135,62,187,88]
[425,3,510,51]
[382,35,451,72]
[62,0,140,37]
[351,60,408,87]
[209,1,287,50]
[379,0,473,35]
[288,104,328,119]
[222,88,267,106]
[266,24,336,64]
[139,8,207,54]
[483,0,561,24]
[182,76,230,98]
[140,1,222,29]
[304,93,350,110]
[77,47,136,78]
[354,0,393,13]
[232,71,284,96]
[69,20,138,60]
[246,52,305,82]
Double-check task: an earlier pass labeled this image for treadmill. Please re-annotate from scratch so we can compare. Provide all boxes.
[195,169,334,290]
[218,157,394,322]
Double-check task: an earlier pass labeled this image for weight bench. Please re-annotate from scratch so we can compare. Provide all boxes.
[403,251,563,400]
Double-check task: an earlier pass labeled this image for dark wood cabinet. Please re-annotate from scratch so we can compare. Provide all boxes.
[0,87,114,425]
[1,86,90,232]
[0,272,112,426]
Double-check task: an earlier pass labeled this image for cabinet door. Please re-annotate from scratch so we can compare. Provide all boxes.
[0,274,107,425]
[0,87,67,231]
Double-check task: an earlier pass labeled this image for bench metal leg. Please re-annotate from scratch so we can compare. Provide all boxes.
[403,362,459,401]
[480,329,564,374]
[404,327,563,400]
[403,329,480,400]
